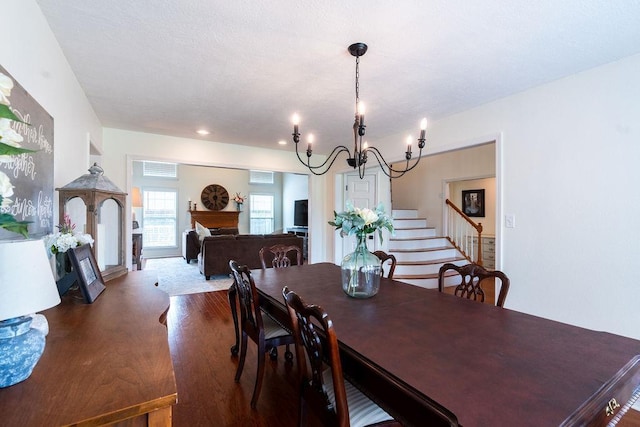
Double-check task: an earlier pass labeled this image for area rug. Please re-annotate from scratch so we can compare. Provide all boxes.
[144,257,233,297]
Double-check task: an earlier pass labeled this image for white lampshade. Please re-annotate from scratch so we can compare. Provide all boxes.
[131,186,142,208]
[0,239,61,321]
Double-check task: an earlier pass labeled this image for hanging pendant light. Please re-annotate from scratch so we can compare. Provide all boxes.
[291,42,427,179]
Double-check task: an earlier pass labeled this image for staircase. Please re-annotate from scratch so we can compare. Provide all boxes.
[389,209,468,288]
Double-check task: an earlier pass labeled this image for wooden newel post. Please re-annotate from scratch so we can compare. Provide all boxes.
[477,223,483,266]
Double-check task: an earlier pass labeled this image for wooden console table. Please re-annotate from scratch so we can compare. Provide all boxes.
[188,209,239,229]
[0,271,177,426]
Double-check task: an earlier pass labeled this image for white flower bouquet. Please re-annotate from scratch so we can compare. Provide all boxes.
[44,215,94,255]
[329,201,394,242]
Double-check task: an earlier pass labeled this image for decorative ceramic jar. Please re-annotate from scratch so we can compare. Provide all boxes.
[0,316,47,388]
[341,233,381,298]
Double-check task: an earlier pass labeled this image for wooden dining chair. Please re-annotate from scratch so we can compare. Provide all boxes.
[230,243,301,359]
[437,262,510,307]
[560,355,640,426]
[229,260,295,409]
[282,286,401,427]
[372,250,397,279]
[259,244,303,269]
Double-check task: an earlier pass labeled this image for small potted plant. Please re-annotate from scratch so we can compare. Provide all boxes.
[233,193,246,211]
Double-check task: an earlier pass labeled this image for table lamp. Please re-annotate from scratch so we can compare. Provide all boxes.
[131,186,142,229]
[0,239,61,387]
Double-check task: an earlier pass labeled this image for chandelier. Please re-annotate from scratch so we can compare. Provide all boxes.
[291,42,427,179]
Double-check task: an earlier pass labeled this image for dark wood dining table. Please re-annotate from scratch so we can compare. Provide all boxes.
[249,262,640,427]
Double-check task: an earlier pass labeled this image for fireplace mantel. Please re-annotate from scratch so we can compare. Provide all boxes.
[188,210,240,229]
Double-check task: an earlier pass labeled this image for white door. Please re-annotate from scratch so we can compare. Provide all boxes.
[343,173,377,254]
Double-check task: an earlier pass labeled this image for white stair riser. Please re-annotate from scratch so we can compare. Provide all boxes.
[393,228,436,239]
[395,264,442,276]
[392,248,457,262]
[395,259,468,276]
[393,218,427,229]
[392,209,418,219]
[389,237,449,250]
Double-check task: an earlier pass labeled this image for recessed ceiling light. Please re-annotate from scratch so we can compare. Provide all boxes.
[278,140,286,145]
[196,129,210,135]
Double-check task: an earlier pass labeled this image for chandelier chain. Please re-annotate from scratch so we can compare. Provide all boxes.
[355,55,360,109]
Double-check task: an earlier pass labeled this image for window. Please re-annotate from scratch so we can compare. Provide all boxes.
[249,170,274,184]
[143,161,177,178]
[142,189,177,247]
[249,194,274,234]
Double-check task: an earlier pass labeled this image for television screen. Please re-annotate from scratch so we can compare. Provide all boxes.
[294,199,308,227]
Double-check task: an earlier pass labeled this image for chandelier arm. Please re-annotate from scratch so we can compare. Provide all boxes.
[365,146,426,179]
[295,143,352,175]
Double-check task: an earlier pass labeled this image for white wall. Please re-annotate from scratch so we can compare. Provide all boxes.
[1,1,103,221]
[427,54,640,339]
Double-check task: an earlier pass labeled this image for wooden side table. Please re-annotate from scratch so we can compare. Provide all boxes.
[132,232,143,270]
[0,271,177,426]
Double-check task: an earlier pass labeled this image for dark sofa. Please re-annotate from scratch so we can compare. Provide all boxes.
[183,227,239,264]
[197,233,304,279]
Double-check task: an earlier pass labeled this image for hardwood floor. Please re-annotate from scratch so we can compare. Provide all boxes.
[166,290,640,427]
[166,290,303,427]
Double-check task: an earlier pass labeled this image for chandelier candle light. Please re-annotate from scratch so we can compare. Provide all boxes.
[291,42,428,179]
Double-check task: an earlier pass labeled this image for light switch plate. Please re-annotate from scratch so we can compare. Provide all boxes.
[505,214,515,228]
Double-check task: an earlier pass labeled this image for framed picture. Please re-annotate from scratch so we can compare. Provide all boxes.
[67,244,106,303]
[462,189,485,217]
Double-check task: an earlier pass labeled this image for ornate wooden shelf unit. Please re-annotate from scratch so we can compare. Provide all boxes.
[188,210,240,229]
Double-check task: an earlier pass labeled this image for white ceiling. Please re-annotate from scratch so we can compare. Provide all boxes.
[36,1,640,155]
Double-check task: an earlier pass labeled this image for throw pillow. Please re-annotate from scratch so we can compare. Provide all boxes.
[195,221,211,242]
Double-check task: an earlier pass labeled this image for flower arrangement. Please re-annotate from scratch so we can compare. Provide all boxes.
[44,215,94,255]
[233,192,246,204]
[0,71,36,238]
[329,201,394,242]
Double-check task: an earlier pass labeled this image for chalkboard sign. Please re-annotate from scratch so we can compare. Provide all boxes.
[0,65,54,240]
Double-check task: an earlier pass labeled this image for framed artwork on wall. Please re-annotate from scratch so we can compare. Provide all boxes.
[462,189,485,217]
[67,244,106,303]
[0,65,54,240]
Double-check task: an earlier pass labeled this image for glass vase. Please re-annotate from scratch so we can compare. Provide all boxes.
[341,233,381,298]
